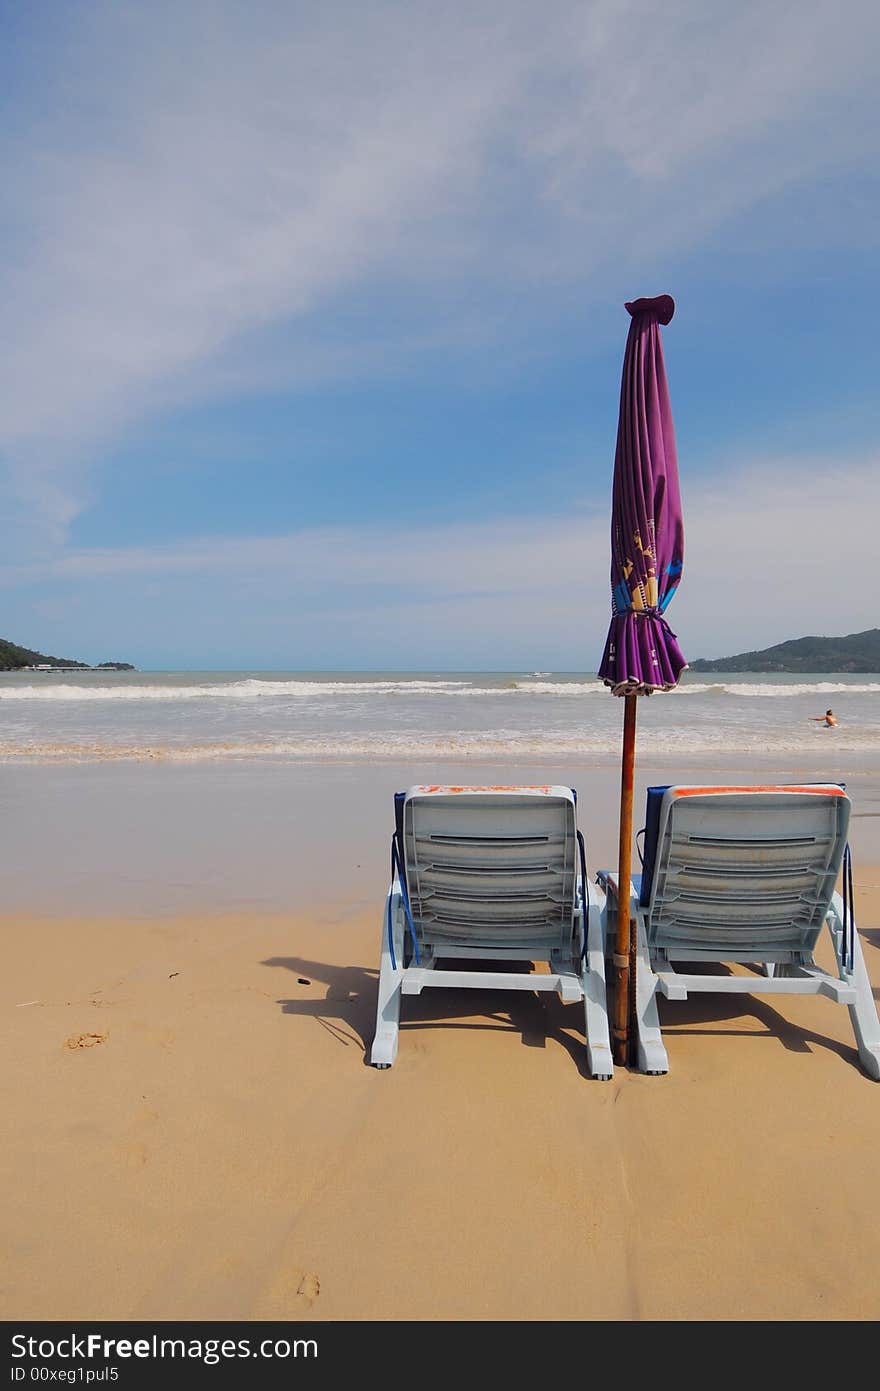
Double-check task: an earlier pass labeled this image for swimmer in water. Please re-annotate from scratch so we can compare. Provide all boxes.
[809,709,838,727]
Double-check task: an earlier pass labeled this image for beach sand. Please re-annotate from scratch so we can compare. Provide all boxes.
[3,868,879,1322]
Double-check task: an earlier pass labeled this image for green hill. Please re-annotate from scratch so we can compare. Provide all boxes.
[0,638,88,670]
[0,637,134,671]
[690,628,880,673]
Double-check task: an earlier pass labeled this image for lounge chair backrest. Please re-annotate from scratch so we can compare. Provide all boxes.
[399,785,578,955]
[644,785,850,958]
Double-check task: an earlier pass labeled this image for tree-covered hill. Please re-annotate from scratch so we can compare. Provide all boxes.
[0,638,87,670]
[0,638,134,671]
[690,628,880,673]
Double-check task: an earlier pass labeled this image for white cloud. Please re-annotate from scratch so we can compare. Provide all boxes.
[3,1,879,546]
[3,453,876,667]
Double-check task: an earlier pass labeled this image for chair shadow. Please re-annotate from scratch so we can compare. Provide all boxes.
[262,956,379,1054]
[262,955,596,1077]
[263,954,870,1076]
[653,961,864,1071]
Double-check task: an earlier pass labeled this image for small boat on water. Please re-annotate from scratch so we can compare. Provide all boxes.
[529,671,551,677]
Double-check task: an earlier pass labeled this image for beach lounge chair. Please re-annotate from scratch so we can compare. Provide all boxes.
[370,785,613,1079]
[598,784,880,1079]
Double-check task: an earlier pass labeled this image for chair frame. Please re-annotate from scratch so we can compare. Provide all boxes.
[371,786,613,1079]
[600,785,880,1080]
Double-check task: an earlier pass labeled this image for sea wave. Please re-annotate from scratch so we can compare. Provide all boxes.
[1,675,879,704]
[0,677,616,701]
[681,681,880,698]
[517,680,880,698]
[0,678,474,702]
[509,681,606,695]
[4,726,880,763]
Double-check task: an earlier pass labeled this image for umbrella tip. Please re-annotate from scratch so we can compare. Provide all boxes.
[625,294,675,325]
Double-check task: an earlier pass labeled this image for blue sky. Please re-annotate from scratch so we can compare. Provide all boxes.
[2,1,878,669]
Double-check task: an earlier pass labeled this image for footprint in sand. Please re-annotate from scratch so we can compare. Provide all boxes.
[296,1273,320,1306]
[257,1268,320,1315]
[63,1031,109,1051]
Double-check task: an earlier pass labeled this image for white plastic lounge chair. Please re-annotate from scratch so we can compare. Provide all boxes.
[370,785,613,1079]
[598,784,880,1079]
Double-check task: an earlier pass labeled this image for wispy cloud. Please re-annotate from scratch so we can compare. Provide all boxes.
[4,453,876,667]
[3,1,878,549]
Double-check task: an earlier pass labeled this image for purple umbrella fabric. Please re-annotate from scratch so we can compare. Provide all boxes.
[598,294,687,696]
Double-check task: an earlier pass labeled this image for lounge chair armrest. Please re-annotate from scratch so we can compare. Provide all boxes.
[596,870,642,916]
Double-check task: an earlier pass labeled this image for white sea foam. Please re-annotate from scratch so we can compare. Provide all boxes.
[0,678,474,702]
[680,681,880,698]
[2,675,878,703]
[509,681,606,695]
[4,726,880,764]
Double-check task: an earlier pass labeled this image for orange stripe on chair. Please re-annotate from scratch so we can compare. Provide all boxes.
[671,785,844,797]
[413,784,553,795]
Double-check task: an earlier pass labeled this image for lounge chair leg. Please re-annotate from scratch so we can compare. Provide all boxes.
[828,897,880,1081]
[634,911,668,1075]
[848,934,880,1081]
[583,901,613,1080]
[370,888,404,1069]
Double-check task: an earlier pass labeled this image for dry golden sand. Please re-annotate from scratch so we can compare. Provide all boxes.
[2,878,880,1322]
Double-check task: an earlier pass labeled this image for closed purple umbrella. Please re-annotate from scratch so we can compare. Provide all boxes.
[599,294,686,1065]
[599,293,686,694]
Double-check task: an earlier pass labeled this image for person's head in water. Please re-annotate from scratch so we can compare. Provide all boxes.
[810,708,838,726]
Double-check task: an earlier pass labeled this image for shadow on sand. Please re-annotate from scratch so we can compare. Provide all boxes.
[262,954,866,1075]
[263,955,599,1076]
[654,961,865,1072]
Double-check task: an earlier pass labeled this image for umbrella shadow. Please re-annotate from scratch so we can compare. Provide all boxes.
[263,955,595,1076]
[652,962,866,1071]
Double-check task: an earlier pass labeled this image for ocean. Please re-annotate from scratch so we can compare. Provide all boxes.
[4,668,879,914]
[2,668,880,765]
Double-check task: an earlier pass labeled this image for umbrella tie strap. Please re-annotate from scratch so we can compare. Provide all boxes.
[628,608,680,640]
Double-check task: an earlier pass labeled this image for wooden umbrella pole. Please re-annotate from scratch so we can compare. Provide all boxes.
[613,691,638,1065]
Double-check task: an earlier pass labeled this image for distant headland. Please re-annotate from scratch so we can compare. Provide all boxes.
[0,637,135,672]
[690,628,880,674]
